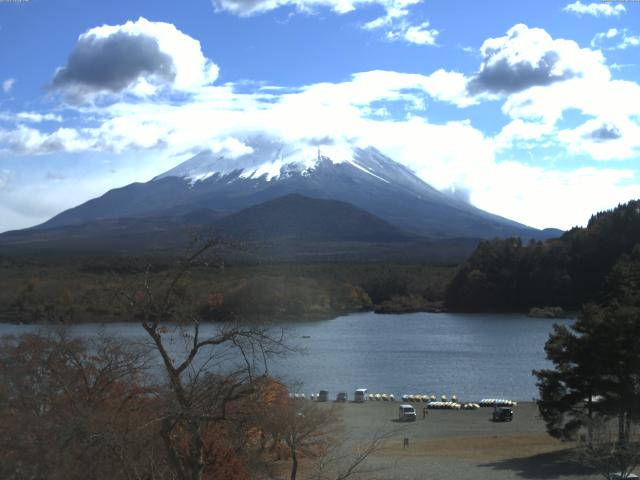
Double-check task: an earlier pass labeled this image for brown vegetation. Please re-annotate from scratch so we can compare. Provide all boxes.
[0,255,455,323]
[0,331,390,480]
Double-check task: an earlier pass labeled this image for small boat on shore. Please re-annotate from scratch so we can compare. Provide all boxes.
[479,398,517,407]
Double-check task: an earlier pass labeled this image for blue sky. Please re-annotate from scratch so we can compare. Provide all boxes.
[1,0,640,232]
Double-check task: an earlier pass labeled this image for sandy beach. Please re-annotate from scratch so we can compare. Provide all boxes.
[309,401,603,480]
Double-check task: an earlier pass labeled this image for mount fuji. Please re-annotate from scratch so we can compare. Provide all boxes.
[0,144,560,254]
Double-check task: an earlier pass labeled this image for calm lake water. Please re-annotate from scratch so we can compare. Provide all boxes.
[0,312,571,402]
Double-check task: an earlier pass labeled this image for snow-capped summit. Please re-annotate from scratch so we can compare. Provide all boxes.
[155,144,411,186]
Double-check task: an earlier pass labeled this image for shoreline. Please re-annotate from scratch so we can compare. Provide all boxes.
[0,307,576,326]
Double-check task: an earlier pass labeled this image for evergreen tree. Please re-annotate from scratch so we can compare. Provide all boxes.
[534,249,640,443]
[446,200,640,312]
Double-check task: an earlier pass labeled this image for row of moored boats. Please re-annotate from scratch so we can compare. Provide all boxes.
[291,392,517,409]
[400,394,457,402]
[479,398,518,407]
[426,402,481,410]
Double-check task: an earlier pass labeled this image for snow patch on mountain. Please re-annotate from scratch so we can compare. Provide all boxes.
[155,143,398,185]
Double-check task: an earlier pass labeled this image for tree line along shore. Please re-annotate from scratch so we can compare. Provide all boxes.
[0,258,454,324]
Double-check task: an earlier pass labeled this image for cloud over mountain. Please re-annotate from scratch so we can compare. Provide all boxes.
[2,15,639,234]
[51,18,219,103]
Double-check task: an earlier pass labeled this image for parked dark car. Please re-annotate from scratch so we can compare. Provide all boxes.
[336,392,348,402]
[318,390,329,402]
[492,407,513,422]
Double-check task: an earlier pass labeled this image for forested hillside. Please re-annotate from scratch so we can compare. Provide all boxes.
[0,257,454,323]
[445,200,640,312]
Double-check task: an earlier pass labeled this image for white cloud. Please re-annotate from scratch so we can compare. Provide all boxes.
[497,72,640,161]
[361,0,438,46]
[213,0,438,46]
[51,17,219,103]
[360,118,496,192]
[564,1,626,17]
[16,112,63,123]
[210,137,255,158]
[0,126,92,155]
[465,24,640,160]
[620,34,640,49]
[503,75,640,128]
[557,117,640,161]
[421,69,476,107]
[591,27,620,47]
[592,28,640,50]
[2,78,15,93]
[444,24,638,162]
[611,63,629,70]
[0,112,63,123]
[91,116,168,152]
[468,24,608,96]
[212,0,419,16]
[472,163,640,230]
[494,119,556,150]
[402,21,439,45]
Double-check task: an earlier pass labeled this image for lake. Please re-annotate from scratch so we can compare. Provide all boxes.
[0,312,571,402]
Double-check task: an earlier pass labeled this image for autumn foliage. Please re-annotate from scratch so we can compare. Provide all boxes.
[0,332,300,480]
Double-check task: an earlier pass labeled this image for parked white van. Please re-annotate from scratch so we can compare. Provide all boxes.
[354,389,368,403]
[398,404,417,422]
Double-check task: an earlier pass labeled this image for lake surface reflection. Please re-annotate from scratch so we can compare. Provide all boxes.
[0,312,571,401]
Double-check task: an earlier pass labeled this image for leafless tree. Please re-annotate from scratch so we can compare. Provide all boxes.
[259,399,339,480]
[574,418,640,479]
[118,240,292,480]
[308,428,395,480]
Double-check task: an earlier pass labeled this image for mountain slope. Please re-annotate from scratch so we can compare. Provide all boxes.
[213,194,411,242]
[34,146,554,240]
[0,209,223,254]
[0,194,483,262]
[0,194,410,253]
